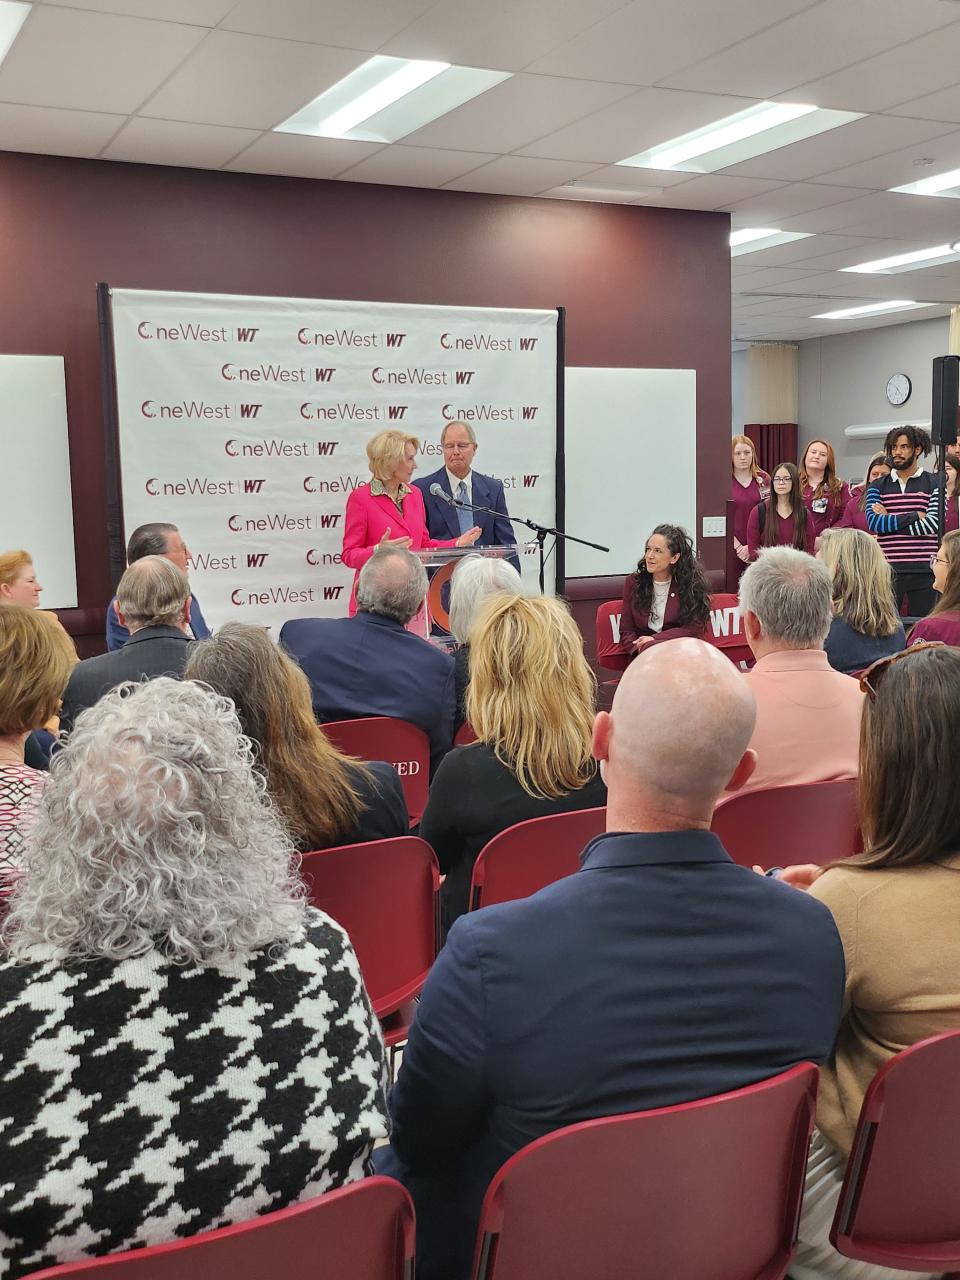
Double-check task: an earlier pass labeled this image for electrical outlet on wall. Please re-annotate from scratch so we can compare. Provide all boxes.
[702,516,726,538]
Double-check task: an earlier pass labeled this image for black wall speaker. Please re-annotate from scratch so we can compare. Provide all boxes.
[931,354,959,446]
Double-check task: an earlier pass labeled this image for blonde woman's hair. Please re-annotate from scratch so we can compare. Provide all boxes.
[366,429,420,484]
[818,528,900,638]
[0,549,32,590]
[0,605,72,735]
[466,594,598,800]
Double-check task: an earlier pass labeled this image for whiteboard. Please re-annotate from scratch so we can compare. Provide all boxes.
[0,355,78,608]
[563,367,696,578]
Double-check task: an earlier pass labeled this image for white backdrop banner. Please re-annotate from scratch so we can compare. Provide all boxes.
[108,289,559,631]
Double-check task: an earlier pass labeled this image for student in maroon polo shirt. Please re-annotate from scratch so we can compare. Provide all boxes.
[747,462,812,560]
[839,453,890,533]
[800,440,850,541]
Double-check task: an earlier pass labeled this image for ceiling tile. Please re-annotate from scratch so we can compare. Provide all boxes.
[528,0,817,86]
[218,0,436,50]
[731,266,823,289]
[897,85,960,125]
[38,0,235,21]
[723,182,873,220]
[335,144,496,187]
[441,155,601,196]
[100,118,260,167]
[780,189,960,238]
[515,86,758,163]
[786,238,920,271]
[0,7,206,113]
[812,127,960,190]
[0,102,125,157]
[223,133,384,179]
[379,0,629,72]
[643,174,785,210]
[659,0,959,98]
[139,30,367,129]
[719,115,955,182]
[401,74,635,155]
[729,232,881,266]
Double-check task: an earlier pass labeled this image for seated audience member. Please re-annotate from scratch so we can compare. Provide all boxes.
[908,528,960,646]
[0,678,388,1279]
[731,435,771,574]
[778,645,960,1280]
[61,557,194,733]
[280,547,456,775]
[619,523,711,655]
[447,554,523,729]
[106,522,209,650]
[420,594,607,926]
[185,624,407,849]
[799,439,851,540]
[838,453,891,532]
[0,607,72,891]
[737,548,864,794]
[378,639,844,1280]
[747,460,812,559]
[817,529,905,675]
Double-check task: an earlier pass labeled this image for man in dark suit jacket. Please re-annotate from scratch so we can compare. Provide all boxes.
[62,557,194,733]
[414,420,519,568]
[376,639,845,1280]
[106,521,210,651]
[279,546,455,774]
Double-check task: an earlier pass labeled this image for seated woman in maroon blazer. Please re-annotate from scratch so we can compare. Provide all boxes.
[747,461,812,559]
[838,452,890,533]
[619,524,711,657]
[909,528,960,646]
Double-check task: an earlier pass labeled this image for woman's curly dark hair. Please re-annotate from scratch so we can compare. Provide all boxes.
[632,524,711,630]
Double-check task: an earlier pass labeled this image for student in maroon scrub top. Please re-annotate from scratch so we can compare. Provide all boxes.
[944,453,959,534]
[730,435,770,571]
[747,462,812,559]
[909,529,960,646]
[839,453,890,533]
[800,439,850,541]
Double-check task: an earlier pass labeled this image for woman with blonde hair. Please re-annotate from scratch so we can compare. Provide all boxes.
[908,528,960,646]
[818,528,905,674]
[185,623,407,849]
[730,435,770,570]
[420,593,606,926]
[447,554,523,729]
[340,429,481,617]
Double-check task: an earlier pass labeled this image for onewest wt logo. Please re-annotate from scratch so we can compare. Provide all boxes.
[236,326,259,342]
[246,552,269,569]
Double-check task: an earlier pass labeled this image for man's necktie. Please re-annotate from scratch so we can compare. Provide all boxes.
[456,480,472,535]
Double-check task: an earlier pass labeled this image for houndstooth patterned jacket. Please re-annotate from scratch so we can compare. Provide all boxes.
[0,908,389,1279]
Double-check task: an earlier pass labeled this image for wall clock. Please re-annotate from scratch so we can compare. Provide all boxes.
[886,373,911,406]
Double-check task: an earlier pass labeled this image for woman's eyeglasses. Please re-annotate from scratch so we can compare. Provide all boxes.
[859,641,946,701]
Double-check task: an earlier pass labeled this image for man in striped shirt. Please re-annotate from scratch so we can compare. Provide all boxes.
[866,425,941,616]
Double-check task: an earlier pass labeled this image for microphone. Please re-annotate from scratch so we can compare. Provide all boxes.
[430,482,454,505]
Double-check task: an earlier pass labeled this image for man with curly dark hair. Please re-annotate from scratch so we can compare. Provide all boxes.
[866,425,941,615]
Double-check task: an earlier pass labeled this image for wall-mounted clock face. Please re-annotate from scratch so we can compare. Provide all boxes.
[886,373,912,406]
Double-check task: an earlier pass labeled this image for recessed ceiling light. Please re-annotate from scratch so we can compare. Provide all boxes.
[0,0,29,65]
[546,180,663,203]
[616,101,865,174]
[842,244,960,274]
[275,56,510,143]
[811,300,934,320]
[890,166,960,198]
[730,228,816,255]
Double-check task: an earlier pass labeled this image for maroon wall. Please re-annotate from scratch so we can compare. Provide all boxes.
[0,150,731,638]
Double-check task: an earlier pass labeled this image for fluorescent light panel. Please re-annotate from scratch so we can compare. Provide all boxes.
[0,0,29,65]
[617,101,865,174]
[730,228,815,256]
[548,180,663,203]
[275,56,510,143]
[842,244,960,274]
[891,167,960,198]
[812,300,934,320]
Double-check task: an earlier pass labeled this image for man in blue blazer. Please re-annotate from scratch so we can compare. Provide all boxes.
[377,639,845,1280]
[106,522,209,651]
[279,546,455,775]
[414,421,519,569]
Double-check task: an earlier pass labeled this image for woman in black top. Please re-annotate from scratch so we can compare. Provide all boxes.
[447,553,523,728]
[186,623,407,850]
[420,593,606,926]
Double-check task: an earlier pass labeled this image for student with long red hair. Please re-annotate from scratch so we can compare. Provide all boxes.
[800,439,850,540]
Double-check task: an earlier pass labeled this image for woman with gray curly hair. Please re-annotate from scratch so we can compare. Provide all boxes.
[447,554,523,730]
[0,678,388,1279]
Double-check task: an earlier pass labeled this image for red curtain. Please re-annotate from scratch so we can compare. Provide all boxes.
[745,423,798,476]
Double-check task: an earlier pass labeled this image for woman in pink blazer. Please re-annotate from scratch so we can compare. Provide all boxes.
[341,429,481,613]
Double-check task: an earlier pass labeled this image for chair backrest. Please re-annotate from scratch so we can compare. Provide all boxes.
[711,779,861,870]
[705,592,754,670]
[831,1030,960,1273]
[300,837,439,1017]
[454,721,478,746]
[322,717,429,825]
[594,600,630,672]
[23,1178,415,1280]
[472,1063,818,1280]
[469,808,607,911]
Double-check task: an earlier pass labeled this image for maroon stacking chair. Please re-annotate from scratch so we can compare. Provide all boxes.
[705,591,755,670]
[469,808,607,911]
[711,779,861,870]
[300,837,440,1048]
[471,1062,819,1280]
[454,721,478,746]
[831,1030,960,1275]
[21,1177,415,1280]
[322,716,429,826]
[594,600,630,673]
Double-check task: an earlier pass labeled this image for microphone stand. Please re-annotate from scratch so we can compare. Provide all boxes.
[445,492,609,594]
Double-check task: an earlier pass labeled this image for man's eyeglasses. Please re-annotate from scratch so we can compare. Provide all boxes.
[859,641,945,701]
[443,442,474,451]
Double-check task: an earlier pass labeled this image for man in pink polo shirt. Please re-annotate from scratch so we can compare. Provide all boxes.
[735,547,864,795]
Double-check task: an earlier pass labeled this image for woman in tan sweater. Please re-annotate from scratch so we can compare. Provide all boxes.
[787,642,960,1280]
